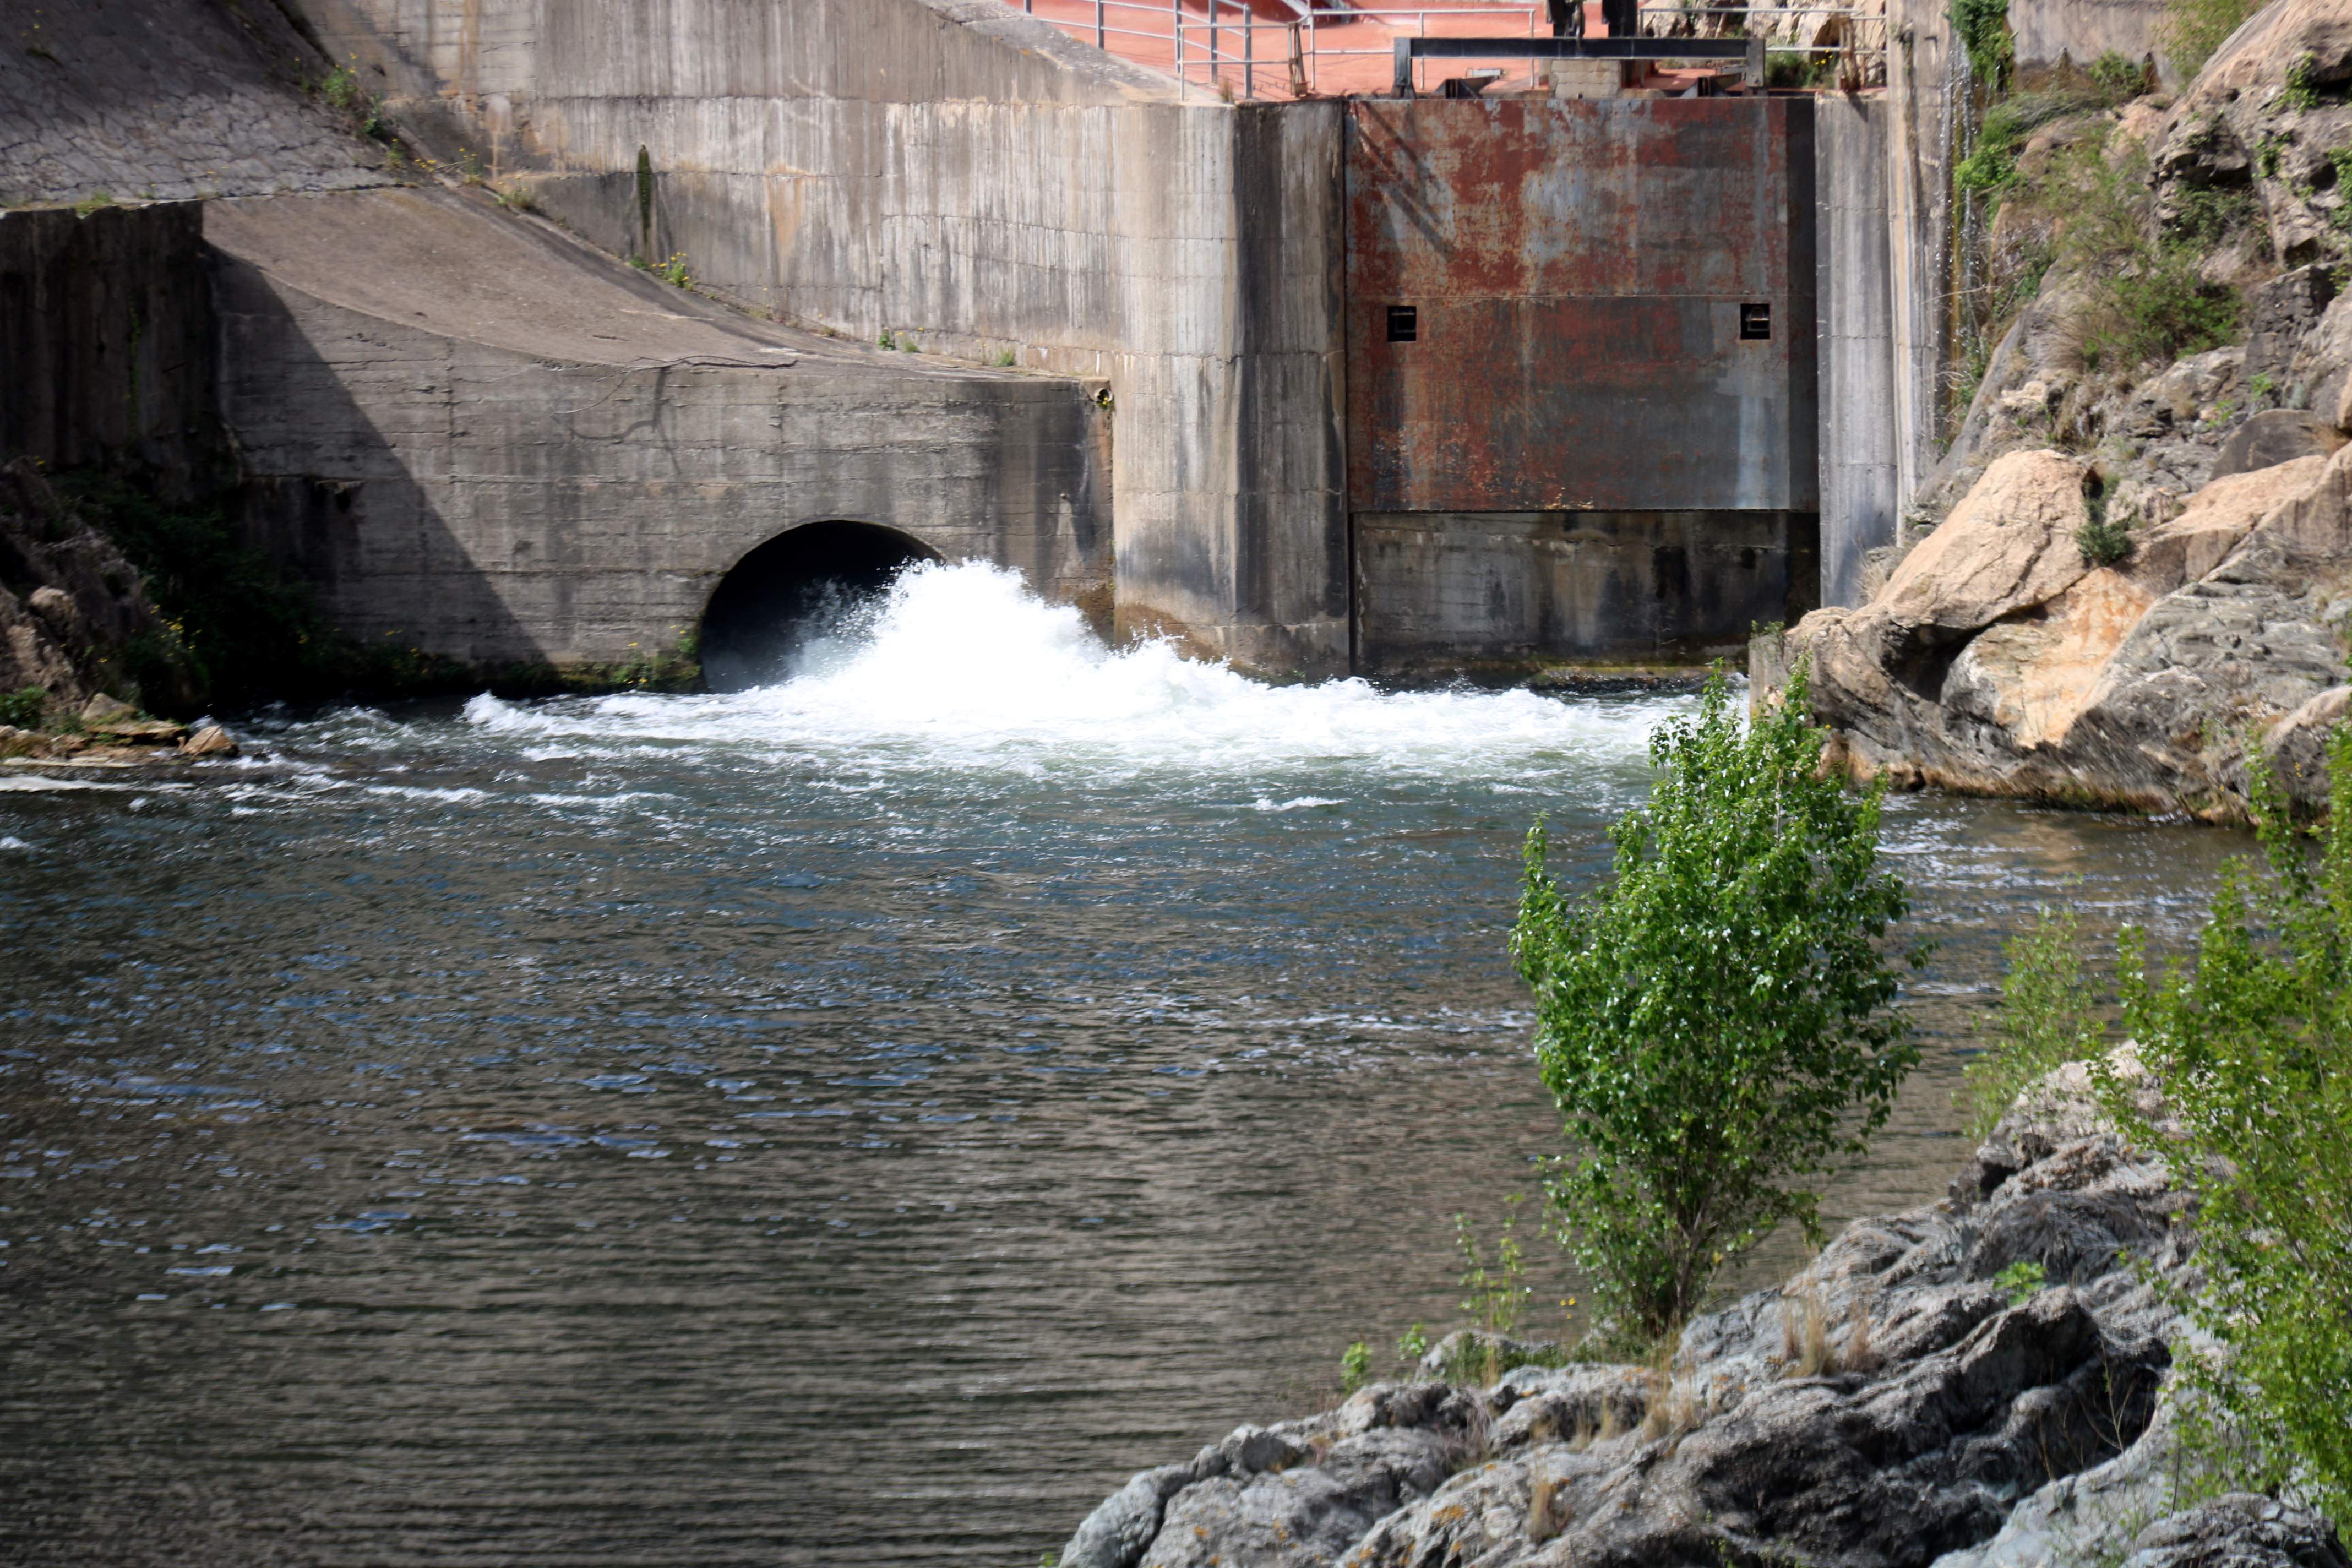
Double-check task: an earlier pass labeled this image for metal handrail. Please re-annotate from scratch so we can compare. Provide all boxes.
[1009,0,1883,99]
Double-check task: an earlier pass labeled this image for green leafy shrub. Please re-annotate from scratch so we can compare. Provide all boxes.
[1340,1340,1371,1394]
[2086,50,2149,105]
[1766,50,1833,89]
[1952,0,2014,87]
[0,685,46,729]
[1962,904,2106,1137]
[2158,0,2255,81]
[2103,736,2352,1525]
[1456,1196,1532,1334]
[1396,1322,1428,1364]
[1993,1259,2049,1304]
[1512,665,1920,1340]
[1956,138,2018,199]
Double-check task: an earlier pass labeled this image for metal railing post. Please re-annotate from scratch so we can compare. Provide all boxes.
[1097,0,1106,50]
[1245,13,1254,97]
[1174,0,1184,79]
[1209,0,1219,83]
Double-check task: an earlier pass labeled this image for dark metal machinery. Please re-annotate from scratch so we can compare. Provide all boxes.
[1390,34,1767,96]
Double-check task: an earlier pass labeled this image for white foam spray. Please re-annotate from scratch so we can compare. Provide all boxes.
[461,562,1679,784]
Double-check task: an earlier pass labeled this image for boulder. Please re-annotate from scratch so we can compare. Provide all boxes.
[1064,1074,2197,1568]
[179,723,239,759]
[80,692,137,726]
[2124,1495,2352,1568]
[1942,569,2158,751]
[2211,409,2346,480]
[2261,684,2351,808]
[1880,454,2088,642]
[1785,443,2352,820]
[2128,455,2330,595]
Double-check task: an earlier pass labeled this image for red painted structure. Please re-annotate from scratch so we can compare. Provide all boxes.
[1344,95,1816,516]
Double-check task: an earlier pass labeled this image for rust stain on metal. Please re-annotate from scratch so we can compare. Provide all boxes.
[1344,97,1815,515]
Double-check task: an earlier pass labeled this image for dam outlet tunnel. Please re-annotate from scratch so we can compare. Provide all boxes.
[699,521,941,692]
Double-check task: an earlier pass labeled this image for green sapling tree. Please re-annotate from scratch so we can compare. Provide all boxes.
[1512,664,1920,1341]
[2103,733,2352,1521]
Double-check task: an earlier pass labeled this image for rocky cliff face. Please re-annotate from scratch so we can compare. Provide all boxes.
[1783,0,2352,818]
[1055,1069,2345,1568]
[1783,441,2352,817]
[0,460,197,719]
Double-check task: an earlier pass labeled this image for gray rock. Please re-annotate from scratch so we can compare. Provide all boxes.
[1061,1465,1190,1568]
[2125,1495,2352,1568]
[2242,268,2340,396]
[1415,1328,1559,1382]
[79,692,138,725]
[1061,1068,2218,1568]
[2265,684,2352,808]
[2212,410,2347,480]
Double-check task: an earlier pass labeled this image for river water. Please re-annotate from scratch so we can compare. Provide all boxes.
[0,564,2244,1566]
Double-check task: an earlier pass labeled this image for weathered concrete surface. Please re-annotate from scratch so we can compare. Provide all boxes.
[1817,96,1899,607]
[0,0,393,206]
[2011,0,2174,83]
[1355,510,1812,677]
[294,0,1353,677]
[209,186,1109,670]
[0,203,220,490]
[1344,97,1817,518]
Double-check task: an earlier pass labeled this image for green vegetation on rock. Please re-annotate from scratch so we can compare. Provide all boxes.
[1952,0,2015,87]
[1512,666,1920,1341]
[1962,902,2106,1137]
[0,685,46,729]
[2160,0,2260,80]
[2105,735,2352,1524]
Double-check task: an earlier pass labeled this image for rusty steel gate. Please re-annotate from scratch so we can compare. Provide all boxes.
[1343,95,1819,676]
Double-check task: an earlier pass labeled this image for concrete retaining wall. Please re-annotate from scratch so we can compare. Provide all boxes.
[296,0,1354,677]
[2013,0,2174,82]
[1354,510,1811,678]
[0,204,221,492]
[0,0,393,207]
[1816,96,1899,608]
[209,188,1109,671]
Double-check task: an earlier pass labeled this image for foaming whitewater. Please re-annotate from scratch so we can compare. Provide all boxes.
[458,562,1680,782]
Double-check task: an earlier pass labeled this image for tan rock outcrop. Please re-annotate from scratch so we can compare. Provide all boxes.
[1880,452,2090,638]
[2127,454,2330,596]
[1787,444,2352,819]
[1948,570,2160,751]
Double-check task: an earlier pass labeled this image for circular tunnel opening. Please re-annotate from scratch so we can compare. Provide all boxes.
[699,520,940,692]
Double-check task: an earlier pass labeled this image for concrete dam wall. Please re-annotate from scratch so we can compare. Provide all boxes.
[10,0,2135,690]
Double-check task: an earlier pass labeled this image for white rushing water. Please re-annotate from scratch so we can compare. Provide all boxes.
[459,562,1681,783]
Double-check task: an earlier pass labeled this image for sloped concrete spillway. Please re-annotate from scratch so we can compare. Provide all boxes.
[699,521,942,691]
[198,186,1112,678]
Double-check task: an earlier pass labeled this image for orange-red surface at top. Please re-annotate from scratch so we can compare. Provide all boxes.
[1002,1,1716,99]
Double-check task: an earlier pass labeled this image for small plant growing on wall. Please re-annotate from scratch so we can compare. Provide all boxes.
[2078,474,2133,567]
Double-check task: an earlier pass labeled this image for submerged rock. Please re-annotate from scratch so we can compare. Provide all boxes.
[179,723,238,758]
[1054,1070,2312,1568]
